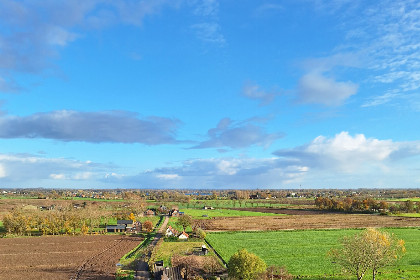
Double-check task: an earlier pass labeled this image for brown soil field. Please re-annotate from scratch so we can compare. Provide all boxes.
[0,234,143,280]
[233,207,328,215]
[202,214,420,231]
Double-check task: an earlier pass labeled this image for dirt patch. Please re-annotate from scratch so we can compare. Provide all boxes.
[0,235,143,280]
[202,214,420,231]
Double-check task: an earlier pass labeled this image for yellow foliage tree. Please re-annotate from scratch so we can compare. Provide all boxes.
[329,228,405,280]
[81,222,89,235]
[129,212,136,222]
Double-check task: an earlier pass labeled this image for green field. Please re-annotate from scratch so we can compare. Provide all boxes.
[385,198,420,202]
[64,197,124,202]
[177,199,293,209]
[392,213,420,218]
[180,208,285,219]
[0,221,5,234]
[0,196,38,199]
[206,228,420,279]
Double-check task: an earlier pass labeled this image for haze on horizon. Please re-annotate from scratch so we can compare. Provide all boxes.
[1,0,420,189]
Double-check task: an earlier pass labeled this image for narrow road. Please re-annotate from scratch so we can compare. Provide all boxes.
[134,215,169,280]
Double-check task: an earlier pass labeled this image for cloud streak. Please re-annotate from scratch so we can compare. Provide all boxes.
[190,0,225,46]
[314,1,420,108]
[0,110,180,144]
[190,117,283,149]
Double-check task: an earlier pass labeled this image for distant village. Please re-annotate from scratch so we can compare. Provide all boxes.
[1,187,419,202]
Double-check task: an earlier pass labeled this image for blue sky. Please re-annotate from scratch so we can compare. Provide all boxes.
[1,0,420,189]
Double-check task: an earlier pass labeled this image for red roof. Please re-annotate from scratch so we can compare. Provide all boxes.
[179,231,189,238]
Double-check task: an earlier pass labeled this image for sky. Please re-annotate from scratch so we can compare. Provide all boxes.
[1,0,420,189]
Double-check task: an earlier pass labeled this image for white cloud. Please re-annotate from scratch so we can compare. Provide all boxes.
[156,174,180,180]
[274,132,420,173]
[0,164,6,178]
[297,73,358,106]
[104,157,308,188]
[0,153,110,186]
[50,173,66,180]
[73,172,94,180]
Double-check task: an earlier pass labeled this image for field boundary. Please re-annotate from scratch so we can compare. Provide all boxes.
[204,238,227,267]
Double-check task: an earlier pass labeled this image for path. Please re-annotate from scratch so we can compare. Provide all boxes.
[134,215,169,280]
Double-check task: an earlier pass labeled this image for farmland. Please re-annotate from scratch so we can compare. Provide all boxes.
[179,208,285,219]
[0,189,419,279]
[201,213,420,231]
[206,228,420,279]
[0,235,143,280]
[176,199,299,209]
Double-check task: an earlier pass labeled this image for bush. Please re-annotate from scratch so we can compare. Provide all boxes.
[228,249,266,280]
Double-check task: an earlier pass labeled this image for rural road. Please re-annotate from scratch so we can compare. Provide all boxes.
[134,215,169,280]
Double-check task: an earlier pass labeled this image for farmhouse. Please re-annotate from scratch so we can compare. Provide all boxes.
[106,224,126,232]
[178,231,189,240]
[145,209,156,216]
[165,225,179,237]
[169,209,179,216]
[106,219,136,233]
[118,219,134,229]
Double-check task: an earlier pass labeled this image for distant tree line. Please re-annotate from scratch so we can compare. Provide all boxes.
[315,197,420,214]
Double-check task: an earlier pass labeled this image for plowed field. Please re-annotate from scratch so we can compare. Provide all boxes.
[202,214,420,231]
[0,235,143,280]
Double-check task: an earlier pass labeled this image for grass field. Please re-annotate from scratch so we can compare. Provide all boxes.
[0,221,4,234]
[177,199,294,209]
[180,208,285,219]
[0,196,38,199]
[392,213,420,217]
[206,228,420,279]
[64,197,124,202]
[385,198,420,202]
